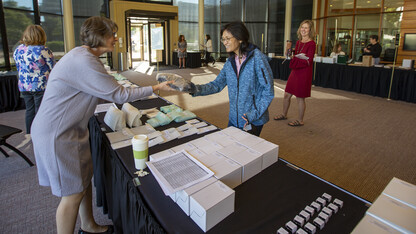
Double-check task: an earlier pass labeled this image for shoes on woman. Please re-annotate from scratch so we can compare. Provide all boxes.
[78,225,114,234]
[288,120,304,127]
[273,114,287,120]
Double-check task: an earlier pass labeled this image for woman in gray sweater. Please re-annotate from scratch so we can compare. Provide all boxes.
[31,16,172,234]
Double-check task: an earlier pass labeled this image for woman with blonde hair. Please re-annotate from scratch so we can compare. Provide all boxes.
[31,16,173,234]
[13,25,55,134]
[274,19,316,127]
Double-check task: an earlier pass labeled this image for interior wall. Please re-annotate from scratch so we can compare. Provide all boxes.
[109,0,178,70]
[397,0,416,67]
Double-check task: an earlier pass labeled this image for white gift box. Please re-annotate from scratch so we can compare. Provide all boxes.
[382,177,416,209]
[170,142,197,153]
[322,57,335,64]
[193,152,226,167]
[198,141,224,155]
[352,214,402,234]
[209,158,242,189]
[366,194,416,233]
[189,180,235,232]
[237,134,264,148]
[221,127,251,141]
[205,134,237,147]
[226,148,262,182]
[217,142,248,158]
[175,177,218,215]
[314,56,322,62]
[248,140,279,170]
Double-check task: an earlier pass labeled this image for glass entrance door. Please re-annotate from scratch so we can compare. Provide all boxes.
[128,17,167,68]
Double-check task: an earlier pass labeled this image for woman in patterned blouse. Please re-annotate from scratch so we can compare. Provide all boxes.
[13,25,55,134]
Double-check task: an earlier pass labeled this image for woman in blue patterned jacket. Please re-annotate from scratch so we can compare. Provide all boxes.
[191,22,274,136]
[13,25,55,134]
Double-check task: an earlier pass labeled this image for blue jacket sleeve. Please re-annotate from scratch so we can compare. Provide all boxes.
[192,67,227,97]
[245,51,275,123]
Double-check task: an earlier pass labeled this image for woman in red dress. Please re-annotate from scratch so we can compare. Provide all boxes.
[274,20,316,126]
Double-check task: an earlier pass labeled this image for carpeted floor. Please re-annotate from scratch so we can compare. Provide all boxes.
[1,62,415,232]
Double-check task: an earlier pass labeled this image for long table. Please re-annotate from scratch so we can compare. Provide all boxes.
[269,58,416,103]
[172,51,202,68]
[0,71,24,113]
[89,97,370,234]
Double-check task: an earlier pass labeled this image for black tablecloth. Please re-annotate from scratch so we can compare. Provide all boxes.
[172,51,202,68]
[89,97,370,234]
[269,58,416,103]
[0,71,24,113]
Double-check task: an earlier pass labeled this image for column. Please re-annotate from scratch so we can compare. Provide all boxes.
[62,0,75,53]
[284,0,292,53]
[199,0,204,50]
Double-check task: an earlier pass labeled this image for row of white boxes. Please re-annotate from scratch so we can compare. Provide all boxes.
[352,177,416,233]
[149,126,279,232]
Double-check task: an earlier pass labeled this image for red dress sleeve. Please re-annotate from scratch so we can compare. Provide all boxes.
[289,40,316,69]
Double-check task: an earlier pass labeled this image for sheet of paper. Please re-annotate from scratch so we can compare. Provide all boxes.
[94,103,117,114]
[149,136,164,147]
[192,122,208,129]
[186,119,200,124]
[130,124,156,136]
[178,126,199,138]
[146,150,214,195]
[111,139,132,150]
[295,53,309,60]
[161,128,181,143]
[197,125,217,134]
[105,128,134,144]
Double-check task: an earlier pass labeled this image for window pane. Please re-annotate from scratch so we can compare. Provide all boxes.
[384,0,404,12]
[174,0,198,22]
[325,16,352,57]
[178,22,199,51]
[380,12,401,59]
[204,22,220,54]
[39,0,62,14]
[327,0,354,16]
[356,0,381,14]
[352,14,379,61]
[204,0,220,23]
[268,0,285,54]
[291,0,313,42]
[268,22,284,54]
[73,17,87,46]
[72,0,106,17]
[269,0,286,23]
[246,23,266,52]
[245,0,267,22]
[4,9,34,64]
[3,0,33,10]
[221,0,242,22]
[41,14,65,57]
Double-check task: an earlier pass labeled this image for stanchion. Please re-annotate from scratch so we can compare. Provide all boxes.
[313,34,319,85]
[387,34,400,100]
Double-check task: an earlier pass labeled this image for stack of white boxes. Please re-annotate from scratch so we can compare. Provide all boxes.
[149,126,279,232]
[352,177,416,233]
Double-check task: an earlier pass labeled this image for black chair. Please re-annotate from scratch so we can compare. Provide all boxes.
[0,124,34,166]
